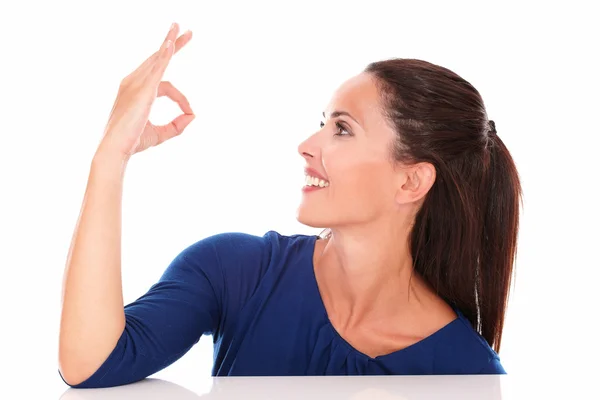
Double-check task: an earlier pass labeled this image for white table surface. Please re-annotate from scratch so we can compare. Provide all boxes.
[56,375,516,400]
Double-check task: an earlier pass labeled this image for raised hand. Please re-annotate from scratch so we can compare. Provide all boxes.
[99,23,194,159]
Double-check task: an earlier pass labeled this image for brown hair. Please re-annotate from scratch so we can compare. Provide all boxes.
[323,59,522,353]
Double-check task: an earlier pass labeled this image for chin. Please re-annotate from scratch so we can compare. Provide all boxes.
[295,208,328,229]
[295,215,324,229]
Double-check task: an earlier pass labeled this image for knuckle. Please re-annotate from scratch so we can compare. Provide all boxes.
[120,74,138,89]
[171,122,182,135]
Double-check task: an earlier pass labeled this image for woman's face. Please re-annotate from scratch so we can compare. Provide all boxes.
[296,72,404,231]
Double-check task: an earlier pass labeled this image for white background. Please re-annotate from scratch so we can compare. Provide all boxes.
[1,0,598,398]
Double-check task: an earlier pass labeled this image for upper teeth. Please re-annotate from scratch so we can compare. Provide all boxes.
[305,175,329,187]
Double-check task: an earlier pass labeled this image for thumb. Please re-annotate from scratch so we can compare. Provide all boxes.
[155,113,196,145]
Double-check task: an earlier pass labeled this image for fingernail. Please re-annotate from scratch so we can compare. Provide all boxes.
[170,22,176,30]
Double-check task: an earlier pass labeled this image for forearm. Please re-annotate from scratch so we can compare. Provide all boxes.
[58,147,129,385]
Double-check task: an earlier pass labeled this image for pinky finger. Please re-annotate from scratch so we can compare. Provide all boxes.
[154,113,196,145]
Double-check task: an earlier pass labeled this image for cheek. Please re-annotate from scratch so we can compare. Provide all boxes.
[329,159,392,200]
[324,144,387,185]
[322,143,394,200]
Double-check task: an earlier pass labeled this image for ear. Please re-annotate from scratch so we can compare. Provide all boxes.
[394,162,436,205]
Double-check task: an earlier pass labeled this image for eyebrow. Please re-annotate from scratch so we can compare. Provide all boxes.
[323,110,361,126]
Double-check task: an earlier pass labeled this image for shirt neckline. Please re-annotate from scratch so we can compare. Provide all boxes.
[306,234,463,362]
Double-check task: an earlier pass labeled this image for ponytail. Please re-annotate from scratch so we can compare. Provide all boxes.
[476,129,522,351]
[410,123,521,353]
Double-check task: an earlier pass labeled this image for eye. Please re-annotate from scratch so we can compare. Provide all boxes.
[319,121,352,137]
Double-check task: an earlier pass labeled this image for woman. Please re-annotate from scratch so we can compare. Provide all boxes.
[58,23,521,388]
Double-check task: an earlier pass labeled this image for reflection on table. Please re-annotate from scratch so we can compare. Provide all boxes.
[59,375,506,400]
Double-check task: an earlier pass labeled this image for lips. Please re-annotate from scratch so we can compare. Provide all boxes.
[304,167,328,182]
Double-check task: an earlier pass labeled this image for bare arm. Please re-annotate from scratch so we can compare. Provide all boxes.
[58,149,128,385]
[58,23,194,386]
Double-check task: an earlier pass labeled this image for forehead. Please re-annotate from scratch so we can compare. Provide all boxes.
[325,73,382,127]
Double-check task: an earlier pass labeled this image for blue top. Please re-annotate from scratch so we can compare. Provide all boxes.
[60,231,505,388]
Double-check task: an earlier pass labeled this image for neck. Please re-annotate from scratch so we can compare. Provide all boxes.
[315,226,433,330]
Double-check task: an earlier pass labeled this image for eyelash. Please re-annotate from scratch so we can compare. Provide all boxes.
[320,121,352,136]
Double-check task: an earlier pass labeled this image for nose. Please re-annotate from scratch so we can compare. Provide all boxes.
[297,134,320,161]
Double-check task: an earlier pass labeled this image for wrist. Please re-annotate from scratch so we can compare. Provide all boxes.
[92,145,130,177]
[94,136,131,162]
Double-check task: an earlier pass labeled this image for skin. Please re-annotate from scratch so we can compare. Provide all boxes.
[58,23,194,386]
[59,23,457,386]
[296,73,456,358]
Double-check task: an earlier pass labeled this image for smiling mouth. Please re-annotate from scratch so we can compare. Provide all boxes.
[304,174,329,188]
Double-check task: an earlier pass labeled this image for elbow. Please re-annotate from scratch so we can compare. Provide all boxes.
[58,325,125,388]
[58,348,97,387]
[58,361,88,388]
[58,366,85,388]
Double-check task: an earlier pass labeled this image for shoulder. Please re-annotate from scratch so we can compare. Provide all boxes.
[171,229,312,290]
[433,311,507,374]
[179,231,271,258]
[478,356,506,374]
[171,230,314,330]
[176,230,307,267]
